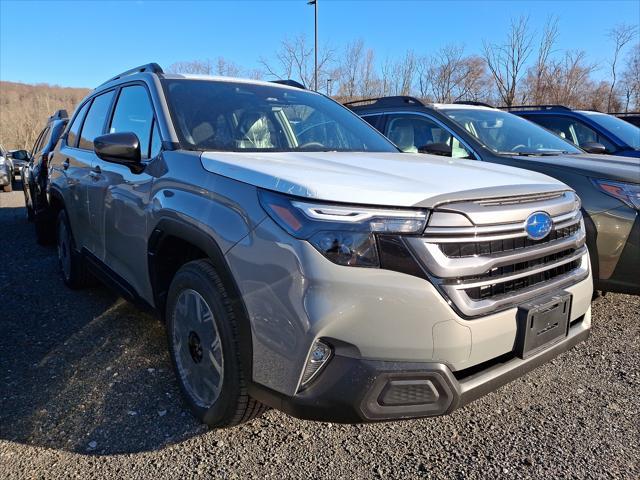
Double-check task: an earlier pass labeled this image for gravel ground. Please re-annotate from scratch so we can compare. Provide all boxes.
[1,186,639,479]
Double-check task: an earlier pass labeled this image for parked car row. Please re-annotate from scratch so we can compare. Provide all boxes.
[346,97,640,295]
[11,63,638,431]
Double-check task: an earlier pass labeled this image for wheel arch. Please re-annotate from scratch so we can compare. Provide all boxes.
[148,217,254,382]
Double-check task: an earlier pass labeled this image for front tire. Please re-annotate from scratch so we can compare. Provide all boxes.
[166,259,266,428]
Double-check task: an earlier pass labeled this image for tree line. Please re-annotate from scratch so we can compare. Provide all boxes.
[170,16,639,112]
[1,16,637,151]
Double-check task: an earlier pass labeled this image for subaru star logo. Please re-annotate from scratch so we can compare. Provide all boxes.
[525,212,553,240]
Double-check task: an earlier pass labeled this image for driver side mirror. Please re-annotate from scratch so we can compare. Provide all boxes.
[10,150,29,161]
[418,142,452,157]
[94,132,143,173]
[581,142,607,154]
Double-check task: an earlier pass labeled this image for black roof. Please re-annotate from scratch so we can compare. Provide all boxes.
[344,96,425,109]
[499,105,573,112]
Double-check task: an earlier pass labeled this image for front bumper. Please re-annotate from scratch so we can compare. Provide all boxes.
[250,311,590,423]
[227,217,594,397]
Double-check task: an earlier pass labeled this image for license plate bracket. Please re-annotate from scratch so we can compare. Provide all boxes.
[515,292,572,359]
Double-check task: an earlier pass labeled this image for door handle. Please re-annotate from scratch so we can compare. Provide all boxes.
[62,159,70,170]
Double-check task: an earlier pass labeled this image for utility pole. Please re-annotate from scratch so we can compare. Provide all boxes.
[307,0,318,91]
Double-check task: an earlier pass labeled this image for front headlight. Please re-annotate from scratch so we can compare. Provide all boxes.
[258,189,429,267]
[591,179,640,210]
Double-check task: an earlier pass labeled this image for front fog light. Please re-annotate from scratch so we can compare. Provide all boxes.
[300,340,332,388]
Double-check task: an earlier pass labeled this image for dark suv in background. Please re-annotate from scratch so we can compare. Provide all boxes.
[505,105,640,158]
[18,110,69,242]
[347,97,640,295]
[613,112,640,128]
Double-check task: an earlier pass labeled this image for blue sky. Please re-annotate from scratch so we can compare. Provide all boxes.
[1,0,638,88]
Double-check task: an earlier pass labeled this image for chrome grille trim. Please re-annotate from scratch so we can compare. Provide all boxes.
[410,190,588,318]
[422,210,582,242]
[407,228,586,278]
[444,246,587,288]
[440,255,589,317]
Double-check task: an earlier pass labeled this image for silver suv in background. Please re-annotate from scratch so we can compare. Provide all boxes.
[0,144,14,192]
[47,64,593,428]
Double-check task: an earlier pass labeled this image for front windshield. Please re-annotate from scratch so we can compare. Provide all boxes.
[581,112,640,150]
[443,108,582,155]
[162,79,397,153]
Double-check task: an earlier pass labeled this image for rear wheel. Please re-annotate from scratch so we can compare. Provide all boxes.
[56,209,88,289]
[166,259,266,428]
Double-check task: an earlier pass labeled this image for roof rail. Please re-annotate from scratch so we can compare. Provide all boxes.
[453,100,495,108]
[499,105,572,112]
[49,109,68,121]
[270,79,306,89]
[98,63,164,87]
[344,96,425,108]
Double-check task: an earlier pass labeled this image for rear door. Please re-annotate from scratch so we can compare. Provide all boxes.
[51,100,94,249]
[70,90,116,254]
[90,83,160,299]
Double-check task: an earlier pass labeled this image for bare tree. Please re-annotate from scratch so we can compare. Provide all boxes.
[389,51,416,95]
[483,16,534,106]
[380,57,394,96]
[530,16,559,104]
[359,48,379,98]
[215,57,241,77]
[259,34,334,90]
[338,39,364,98]
[620,43,640,111]
[167,60,213,75]
[546,51,597,107]
[607,23,638,112]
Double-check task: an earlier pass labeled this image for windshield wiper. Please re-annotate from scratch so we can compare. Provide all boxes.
[498,150,567,157]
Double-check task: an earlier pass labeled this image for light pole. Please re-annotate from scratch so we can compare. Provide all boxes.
[307,0,318,91]
[326,78,333,96]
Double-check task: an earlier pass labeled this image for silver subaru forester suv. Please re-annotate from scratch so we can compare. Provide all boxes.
[47,64,593,427]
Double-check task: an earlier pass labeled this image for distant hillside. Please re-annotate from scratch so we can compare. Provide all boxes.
[0,81,90,150]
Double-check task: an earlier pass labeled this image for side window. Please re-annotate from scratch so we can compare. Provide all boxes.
[78,91,115,150]
[32,127,53,166]
[109,85,155,159]
[571,121,616,152]
[66,102,90,148]
[528,115,616,152]
[385,114,473,158]
[30,128,48,158]
[362,114,382,128]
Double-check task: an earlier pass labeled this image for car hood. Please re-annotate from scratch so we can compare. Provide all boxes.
[200,151,568,208]
[505,153,640,184]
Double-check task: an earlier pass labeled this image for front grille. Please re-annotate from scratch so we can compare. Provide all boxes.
[462,248,577,281]
[440,224,580,258]
[405,190,590,317]
[466,259,582,300]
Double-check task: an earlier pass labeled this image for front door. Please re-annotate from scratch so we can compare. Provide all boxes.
[89,84,161,302]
